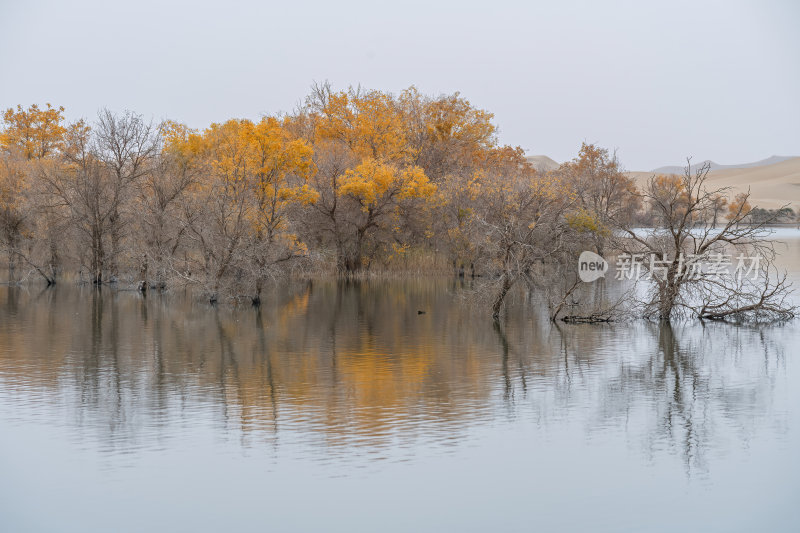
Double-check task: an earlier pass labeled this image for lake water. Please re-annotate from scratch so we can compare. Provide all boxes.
[2,230,800,532]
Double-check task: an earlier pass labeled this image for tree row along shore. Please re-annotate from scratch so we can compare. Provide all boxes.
[0,85,795,320]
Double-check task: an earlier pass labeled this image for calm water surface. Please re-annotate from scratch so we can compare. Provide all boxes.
[2,231,800,532]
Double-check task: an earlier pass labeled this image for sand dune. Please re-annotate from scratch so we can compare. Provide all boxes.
[651,155,795,174]
[526,155,560,172]
[528,153,800,210]
[628,157,800,210]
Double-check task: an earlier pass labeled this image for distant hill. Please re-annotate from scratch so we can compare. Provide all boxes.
[629,157,800,210]
[651,155,795,174]
[526,155,560,172]
[525,154,800,210]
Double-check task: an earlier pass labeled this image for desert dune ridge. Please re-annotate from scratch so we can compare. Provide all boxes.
[527,154,800,210]
[629,157,800,210]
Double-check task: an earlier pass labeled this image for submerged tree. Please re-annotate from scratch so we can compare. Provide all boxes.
[614,161,795,321]
[0,93,795,324]
[0,104,70,284]
[242,116,317,304]
[298,84,437,272]
[0,152,28,281]
[165,116,317,302]
[93,109,160,279]
[466,147,576,318]
[133,121,199,291]
[36,111,159,285]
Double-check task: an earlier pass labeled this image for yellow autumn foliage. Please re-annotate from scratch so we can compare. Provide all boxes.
[315,89,410,162]
[339,158,436,209]
[566,207,610,236]
[1,103,66,160]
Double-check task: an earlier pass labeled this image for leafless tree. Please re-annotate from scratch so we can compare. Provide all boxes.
[467,157,576,319]
[134,143,195,291]
[94,109,159,279]
[36,111,158,285]
[613,160,795,321]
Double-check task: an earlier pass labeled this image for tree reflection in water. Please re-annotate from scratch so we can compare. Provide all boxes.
[0,280,791,476]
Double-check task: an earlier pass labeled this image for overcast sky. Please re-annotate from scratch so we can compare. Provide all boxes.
[1,0,797,170]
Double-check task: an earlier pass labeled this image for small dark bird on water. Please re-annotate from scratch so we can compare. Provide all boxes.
[417,310,426,315]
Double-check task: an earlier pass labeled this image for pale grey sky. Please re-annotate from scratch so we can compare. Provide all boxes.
[1,0,798,170]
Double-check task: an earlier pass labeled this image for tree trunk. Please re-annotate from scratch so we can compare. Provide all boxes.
[657,282,678,319]
[92,228,105,285]
[492,271,513,319]
[252,278,263,307]
[7,245,15,283]
[139,254,148,293]
[48,234,59,282]
[110,208,120,281]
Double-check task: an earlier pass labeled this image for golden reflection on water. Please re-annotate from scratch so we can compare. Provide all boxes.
[0,278,793,473]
